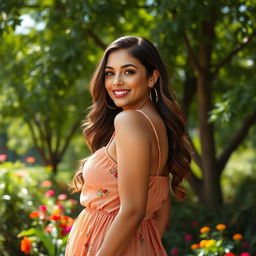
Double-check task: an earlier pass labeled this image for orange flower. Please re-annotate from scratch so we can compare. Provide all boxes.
[41,180,52,187]
[20,236,32,254]
[26,157,36,163]
[199,239,207,247]
[233,233,243,240]
[216,224,227,231]
[191,244,199,250]
[29,211,40,219]
[200,226,210,233]
[46,164,53,170]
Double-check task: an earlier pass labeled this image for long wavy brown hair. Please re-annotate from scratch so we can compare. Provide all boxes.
[70,36,192,199]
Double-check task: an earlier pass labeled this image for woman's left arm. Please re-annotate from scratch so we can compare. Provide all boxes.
[96,111,151,256]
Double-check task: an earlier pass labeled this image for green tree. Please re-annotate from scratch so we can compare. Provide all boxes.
[152,0,256,210]
[0,0,153,173]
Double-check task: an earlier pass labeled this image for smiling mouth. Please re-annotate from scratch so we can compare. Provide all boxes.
[113,90,130,98]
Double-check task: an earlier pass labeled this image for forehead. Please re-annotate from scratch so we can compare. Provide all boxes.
[105,48,142,68]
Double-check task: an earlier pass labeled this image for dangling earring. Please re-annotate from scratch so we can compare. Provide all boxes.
[105,99,118,109]
[150,87,159,104]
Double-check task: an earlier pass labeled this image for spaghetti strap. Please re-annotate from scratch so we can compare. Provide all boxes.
[135,109,161,176]
[106,131,115,149]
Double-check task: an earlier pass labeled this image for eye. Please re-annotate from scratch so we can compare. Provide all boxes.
[124,69,135,75]
[105,71,114,76]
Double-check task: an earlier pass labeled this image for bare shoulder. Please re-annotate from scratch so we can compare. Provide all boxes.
[114,110,150,141]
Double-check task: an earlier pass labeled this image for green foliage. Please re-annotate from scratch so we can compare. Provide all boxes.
[164,176,256,255]
[0,161,79,255]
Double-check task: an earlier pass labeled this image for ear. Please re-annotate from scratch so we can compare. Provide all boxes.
[148,69,160,88]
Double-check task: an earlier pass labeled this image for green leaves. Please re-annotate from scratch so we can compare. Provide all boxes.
[18,228,55,256]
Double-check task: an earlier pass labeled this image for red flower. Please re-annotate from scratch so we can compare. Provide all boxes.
[44,189,55,197]
[191,221,199,228]
[20,236,32,254]
[0,154,7,162]
[49,213,62,221]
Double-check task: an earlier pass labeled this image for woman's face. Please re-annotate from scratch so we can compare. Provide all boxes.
[104,48,151,110]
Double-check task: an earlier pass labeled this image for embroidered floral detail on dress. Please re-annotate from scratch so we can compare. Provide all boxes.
[96,188,110,197]
[84,242,93,253]
[138,232,144,245]
[86,227,92,238]
[109,167,118,178]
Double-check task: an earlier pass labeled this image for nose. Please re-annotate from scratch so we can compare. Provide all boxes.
[112,72,124,86]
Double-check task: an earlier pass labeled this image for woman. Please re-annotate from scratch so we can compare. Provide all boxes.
[65,36,192,256]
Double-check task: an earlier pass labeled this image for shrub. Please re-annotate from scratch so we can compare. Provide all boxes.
[0,160,79,255]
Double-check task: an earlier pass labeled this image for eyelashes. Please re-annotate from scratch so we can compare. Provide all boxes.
[105,70,136,77]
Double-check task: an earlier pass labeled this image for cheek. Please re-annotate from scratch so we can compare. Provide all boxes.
[104,79,111,91]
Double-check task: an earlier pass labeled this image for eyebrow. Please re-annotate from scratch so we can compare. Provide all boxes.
[105,64,138,69]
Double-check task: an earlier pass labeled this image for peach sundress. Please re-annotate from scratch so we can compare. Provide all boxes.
[65,110,170,256]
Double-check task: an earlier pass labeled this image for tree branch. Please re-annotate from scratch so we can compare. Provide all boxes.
[212,29,256,78]
[25,119,48,164]
[183,34,203,74]
[217,108,256,174]
[86,28,106,50]
[58,120,81,160]
[188,136,202,170]
[186,171,203,202]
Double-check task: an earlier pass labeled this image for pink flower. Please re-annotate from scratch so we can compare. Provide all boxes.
[44,189,55,197]
[0,154,7,162]
[171,248,179,255]
[61,226,72,236]
[58,194,67,200]
[45,224,52,233]
[68,199,78,205]
[15,170,28,178]
[185,234,193,242]
[39,205,47,211]
[240,253,251,256]
[53,203,64,212]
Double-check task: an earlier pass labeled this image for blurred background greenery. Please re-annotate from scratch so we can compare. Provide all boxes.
[0,0,256,255]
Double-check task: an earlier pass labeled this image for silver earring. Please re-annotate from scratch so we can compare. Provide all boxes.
[105,100,118,109]
[150,87,159,104]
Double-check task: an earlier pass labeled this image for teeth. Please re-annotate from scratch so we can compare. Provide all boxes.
[114,91,129,95]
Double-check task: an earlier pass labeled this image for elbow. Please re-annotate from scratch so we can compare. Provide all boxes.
[120,206,146,222]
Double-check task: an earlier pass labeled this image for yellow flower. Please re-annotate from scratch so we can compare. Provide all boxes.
[200,226,211,233]
[216,224,227,231]
[199,239,207,248]
[191,244,199,250]
[205,239,216,247]
[233,233,243,240]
